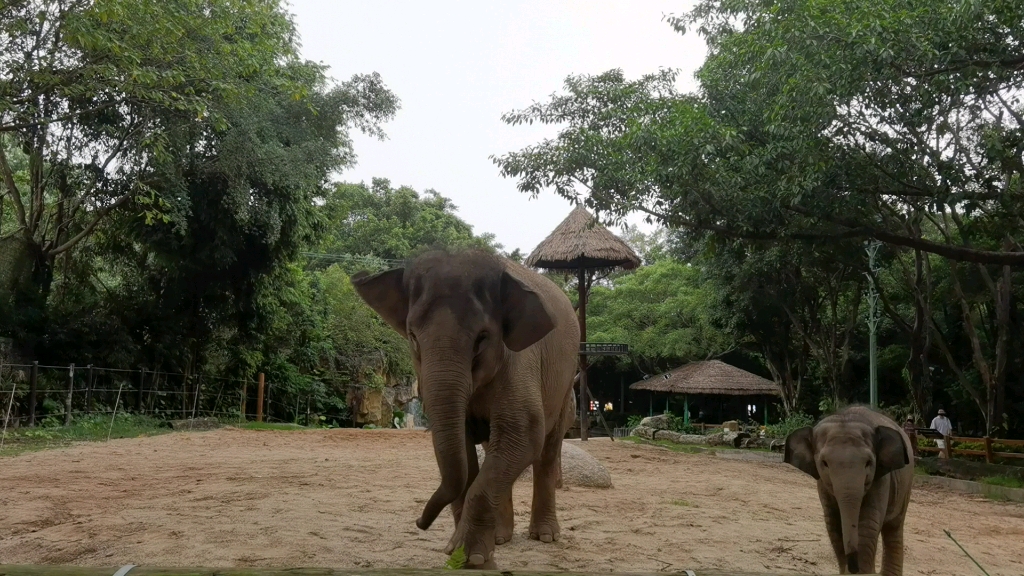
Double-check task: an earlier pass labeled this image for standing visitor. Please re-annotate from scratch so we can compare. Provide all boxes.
[930,409,953,457]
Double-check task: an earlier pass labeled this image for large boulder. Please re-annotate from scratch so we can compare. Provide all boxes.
[638,414,672,430]
[475,442,612,488]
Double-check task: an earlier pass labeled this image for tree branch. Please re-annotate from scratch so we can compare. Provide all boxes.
[0,137,28,230]
[47,193,132,256]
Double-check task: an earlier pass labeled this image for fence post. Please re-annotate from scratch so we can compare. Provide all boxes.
[85,365,95,415]
[136,368,145,413]
[240,384,246,422]
[943,434,953,459]
[984,437,994,464]
[64,363,75,426]
[27,361,38,427]
[256,372,265,423]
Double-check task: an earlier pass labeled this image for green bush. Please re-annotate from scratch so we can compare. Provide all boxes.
[765,413,815,439]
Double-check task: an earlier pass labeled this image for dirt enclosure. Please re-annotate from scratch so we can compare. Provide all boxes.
[1,429,1022,575]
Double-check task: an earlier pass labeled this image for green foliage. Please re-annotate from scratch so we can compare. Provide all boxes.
[764,413,815,440]
[626,415,645,429]
[1,414,166,457]
[981,476,1024,489]
[315,178,502,261]
[662,411,703,435]
[587,258,733,371]
[494,0,1024,435]
[443,546,467,570]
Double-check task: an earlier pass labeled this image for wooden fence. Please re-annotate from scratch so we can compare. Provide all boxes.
[917,434,1024,463]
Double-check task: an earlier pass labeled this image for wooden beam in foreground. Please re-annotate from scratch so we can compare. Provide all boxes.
[0,567,838,576]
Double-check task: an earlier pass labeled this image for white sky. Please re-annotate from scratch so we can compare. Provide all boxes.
[287,1,706,254]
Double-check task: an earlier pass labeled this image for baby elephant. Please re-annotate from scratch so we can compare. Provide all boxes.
[785,406,913,576]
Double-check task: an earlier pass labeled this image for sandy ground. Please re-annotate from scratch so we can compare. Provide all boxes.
[1,429,1022,575]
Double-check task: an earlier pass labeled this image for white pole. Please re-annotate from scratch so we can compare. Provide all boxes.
[107,381,125,441]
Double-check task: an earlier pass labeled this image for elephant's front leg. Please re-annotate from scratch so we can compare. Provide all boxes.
[822,502,848,574]
[879,517,906,576]
[853,485,889,575]
[444,435,480,555]
[495,489,514,545]
[457,424,540,568]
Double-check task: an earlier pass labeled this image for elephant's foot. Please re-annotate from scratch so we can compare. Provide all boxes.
[444,521,467,555]
[460,526,497,570]
[528,514,560,543]
[495,524,513,546]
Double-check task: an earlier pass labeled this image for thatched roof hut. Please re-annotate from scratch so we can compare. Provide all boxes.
[525,205,641,271]
[525,204,640,441]
[630,360,779,396]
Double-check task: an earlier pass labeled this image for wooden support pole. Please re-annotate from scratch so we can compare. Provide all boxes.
[984,437,994,464]
[64,363,74,426]
[27,361,38,427]
[240,384,246,422]
[136,368,145,413]
[577,266,588,441]
[84,365,95,415]
[942,434,953,459]
[256,372,265,423]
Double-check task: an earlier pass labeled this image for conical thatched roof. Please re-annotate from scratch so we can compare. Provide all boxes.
[525,205,641,271]
[629,360,779,396]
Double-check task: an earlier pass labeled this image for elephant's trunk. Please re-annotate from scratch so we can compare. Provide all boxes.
[834,481,865,573]
[416,354,471,531]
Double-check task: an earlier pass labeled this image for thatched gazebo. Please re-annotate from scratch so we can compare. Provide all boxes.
[526,204,641,440]
[629,360,780,425]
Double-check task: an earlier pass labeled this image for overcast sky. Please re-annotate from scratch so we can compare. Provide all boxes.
[287,1,706,254]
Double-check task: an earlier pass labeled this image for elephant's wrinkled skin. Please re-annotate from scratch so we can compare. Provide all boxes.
[785,406,914,576]
[352,250,579,569]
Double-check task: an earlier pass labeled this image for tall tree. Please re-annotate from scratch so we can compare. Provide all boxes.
[0,0,397,349]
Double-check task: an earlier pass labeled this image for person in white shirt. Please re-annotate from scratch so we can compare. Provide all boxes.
[930,408,953,456]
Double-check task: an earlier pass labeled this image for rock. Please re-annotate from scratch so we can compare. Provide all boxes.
[707,430,750,448]
[475,442,612,488]
[633,425,656,439]
[660,431,708,444]
[170,417,221,431]
[740,437,775,449]
[638,414,672,430]
[722,420,740,432]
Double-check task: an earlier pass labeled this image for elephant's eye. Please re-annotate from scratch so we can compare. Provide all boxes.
[409,333,420,354]
[474,332,488,355]
[822,460,829,468]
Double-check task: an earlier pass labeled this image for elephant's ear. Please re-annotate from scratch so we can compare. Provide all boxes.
[500,271,556,352]
[784,427,819,479]
[874,426,910,478]
[351,268,408,336]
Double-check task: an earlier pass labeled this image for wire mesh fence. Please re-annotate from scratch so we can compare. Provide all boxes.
[0,362,313,431]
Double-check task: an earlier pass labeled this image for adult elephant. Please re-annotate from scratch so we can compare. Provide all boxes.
[351,249,579,569]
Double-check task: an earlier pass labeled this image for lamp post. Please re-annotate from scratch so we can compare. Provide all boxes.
[864,240,882,408]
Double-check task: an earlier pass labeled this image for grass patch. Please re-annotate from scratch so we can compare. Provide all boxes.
[914,466,931,476]
[235,421,309,431]
[670,499,695,507]
[0,414,168,457]
[980,475,1024,489]
[622,436,711,454]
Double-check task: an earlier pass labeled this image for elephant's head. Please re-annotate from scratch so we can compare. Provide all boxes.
[784,418,910,574]
[351,250,556,531]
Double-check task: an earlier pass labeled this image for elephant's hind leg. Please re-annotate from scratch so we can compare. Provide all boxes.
[529,393,572,543]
